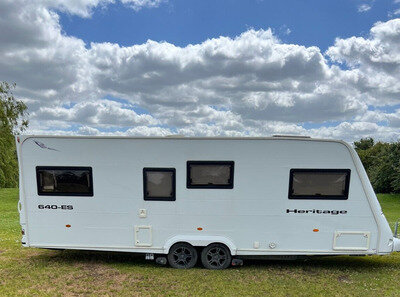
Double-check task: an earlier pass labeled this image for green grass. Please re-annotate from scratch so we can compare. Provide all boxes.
[1,189,400,296]
[376,194,400,230]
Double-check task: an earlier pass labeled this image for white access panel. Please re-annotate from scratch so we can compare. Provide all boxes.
[333,231,371,251]
[134,225,152,247]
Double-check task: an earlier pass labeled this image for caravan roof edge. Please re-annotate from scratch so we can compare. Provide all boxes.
[17,135,347,144]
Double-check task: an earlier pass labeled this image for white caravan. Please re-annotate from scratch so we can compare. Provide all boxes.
[16,135,400,269]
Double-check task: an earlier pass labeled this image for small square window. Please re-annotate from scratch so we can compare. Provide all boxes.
[187,161,234,189]
[143,168,176,201]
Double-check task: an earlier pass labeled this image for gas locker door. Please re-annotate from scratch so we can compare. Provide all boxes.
[333,231,371,251]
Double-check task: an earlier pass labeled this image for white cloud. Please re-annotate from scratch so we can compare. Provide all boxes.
[326,19,400,106]
[388,0,400,17]
[32,100,159,127]
[88,30,359,126]
[358,4,372,13]
[1,0,400,142]
[37,0,114,17]
[120,0,165,11]
[310,122,400,142]
[76,125,172,136]
[24,0,166,18]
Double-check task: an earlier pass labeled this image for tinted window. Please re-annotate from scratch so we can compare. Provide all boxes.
[143,168,176,201]
[36,166,93,196]
[289,169,350,200]
[187,161,234,189]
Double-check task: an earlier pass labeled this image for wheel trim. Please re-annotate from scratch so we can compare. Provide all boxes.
[206,247,228,267]
[172,247,193,267]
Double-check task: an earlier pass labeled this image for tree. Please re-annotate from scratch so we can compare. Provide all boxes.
[0,82,28,188]
[354,137,374,151]
[367,142,393,193]
[389,142,400,193]
[354,138,400,194]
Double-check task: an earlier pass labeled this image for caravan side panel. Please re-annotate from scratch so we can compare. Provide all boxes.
[18,137,394,256]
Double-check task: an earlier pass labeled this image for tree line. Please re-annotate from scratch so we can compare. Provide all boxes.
[354,138,400,194]
[0,82,28,188]
[0,81,400,193]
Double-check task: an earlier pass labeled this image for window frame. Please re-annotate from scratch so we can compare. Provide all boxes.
[36,166,94,197]
[288,168,351,200]
[143,168,176,201]
[186,161,235,189]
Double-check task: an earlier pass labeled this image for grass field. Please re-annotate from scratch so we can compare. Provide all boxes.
[1,188,400,297]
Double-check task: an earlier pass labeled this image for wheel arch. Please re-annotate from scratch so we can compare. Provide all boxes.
[164,235,237,255]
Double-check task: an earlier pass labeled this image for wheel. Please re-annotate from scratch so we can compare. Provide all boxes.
[167,243,198,269]
[201,243,232,270]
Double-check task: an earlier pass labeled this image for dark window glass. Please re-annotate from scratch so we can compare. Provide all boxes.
[187,161,234,189]
[36,167,93,196]
[143,168,176,201]
[289,169,350,200]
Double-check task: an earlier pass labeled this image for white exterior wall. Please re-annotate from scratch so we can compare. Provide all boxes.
[16,136,395,256]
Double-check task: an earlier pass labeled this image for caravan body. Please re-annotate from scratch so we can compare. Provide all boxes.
[16,136,400,268]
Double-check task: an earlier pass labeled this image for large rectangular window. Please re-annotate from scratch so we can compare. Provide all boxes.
[36,166,93,196]
[187,161,234,189]
[143,168,176,201]
[289,169,350,200]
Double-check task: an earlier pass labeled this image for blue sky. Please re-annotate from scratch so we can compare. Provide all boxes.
[60,0,396,50]
[1,0,400,141]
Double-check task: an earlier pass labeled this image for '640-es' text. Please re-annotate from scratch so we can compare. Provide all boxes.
[38,204,73,210]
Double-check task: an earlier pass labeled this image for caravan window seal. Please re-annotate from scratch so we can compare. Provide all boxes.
[143,168,176,201]
[36,166,93,197]
[288,168,351,200]
[186,161,234,189]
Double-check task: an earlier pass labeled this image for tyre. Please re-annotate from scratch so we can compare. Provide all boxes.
[201,243,232,270]
[167,242,198,269]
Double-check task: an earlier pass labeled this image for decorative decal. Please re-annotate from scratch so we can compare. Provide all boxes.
[34,140,59,151]
[286,209,347,215]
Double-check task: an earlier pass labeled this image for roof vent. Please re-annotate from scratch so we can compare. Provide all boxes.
[272,135,311,139]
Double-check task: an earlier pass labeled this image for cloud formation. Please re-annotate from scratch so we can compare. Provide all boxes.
[37,0,166,17]
[1,0,400,142]
[358,4,372,13]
